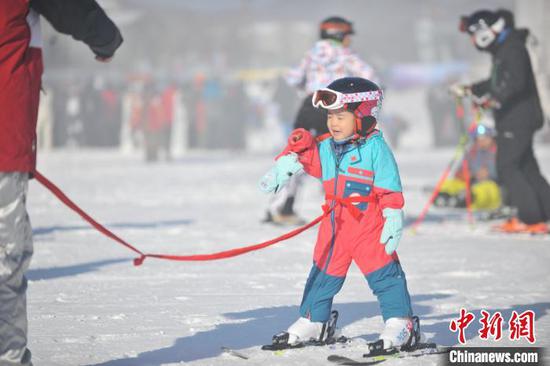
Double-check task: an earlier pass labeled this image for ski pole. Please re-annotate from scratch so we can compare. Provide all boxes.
[410,95,474,233]
[410,134,470,233]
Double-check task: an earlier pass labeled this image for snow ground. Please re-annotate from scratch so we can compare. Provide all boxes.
[26,145,550,365]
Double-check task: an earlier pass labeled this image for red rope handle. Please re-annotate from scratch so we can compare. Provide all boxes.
[33,170,331,266]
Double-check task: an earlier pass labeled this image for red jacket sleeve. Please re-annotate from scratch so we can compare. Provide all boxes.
[297,142,322,179]
[373,187,404,210]
[276,128,322,179]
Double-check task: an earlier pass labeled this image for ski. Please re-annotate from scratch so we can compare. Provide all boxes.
[364,343,449,362]
[327,355,385,365]
[261,339,306,351]
[221,346,249,360]
[261,335,349,351]
[328,343,449,365]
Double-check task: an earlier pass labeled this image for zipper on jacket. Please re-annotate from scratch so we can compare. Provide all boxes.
[305,142,356,319]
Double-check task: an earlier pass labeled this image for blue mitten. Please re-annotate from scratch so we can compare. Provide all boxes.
[379,208,404,255]
[259,153,303,193]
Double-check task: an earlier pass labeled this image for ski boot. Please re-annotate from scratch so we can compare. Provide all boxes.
[262,310,346,350]
[493,217,549,234]
[262,211,306,226]
[271,213,306,226]
[363,316,423,357]
[479,205,513,221]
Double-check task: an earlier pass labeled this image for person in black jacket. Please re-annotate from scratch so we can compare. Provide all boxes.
[455,9,550,233]
[31,0,123,62]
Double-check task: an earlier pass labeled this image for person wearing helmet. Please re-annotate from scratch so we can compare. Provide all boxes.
[435,124,501,211]
[287,16,377,136]
[260,77,417,352]
[265,16,377,226]
[455,9,550,234]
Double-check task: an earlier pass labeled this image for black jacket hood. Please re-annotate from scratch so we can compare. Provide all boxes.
[491,28,530,53]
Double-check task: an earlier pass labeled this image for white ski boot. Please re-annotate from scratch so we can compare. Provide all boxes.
[262,310,346,350]
[287,317,325,345]
[365,316,421,356]
[380,317,414,349]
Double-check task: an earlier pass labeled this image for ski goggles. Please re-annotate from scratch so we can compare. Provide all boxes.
[311,88,383,110]
[319,22,355,35]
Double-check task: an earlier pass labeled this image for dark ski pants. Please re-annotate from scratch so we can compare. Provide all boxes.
[294,94,329,137]
[496,130,550,224]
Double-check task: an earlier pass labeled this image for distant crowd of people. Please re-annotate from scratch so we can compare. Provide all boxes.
[38,75,251,161]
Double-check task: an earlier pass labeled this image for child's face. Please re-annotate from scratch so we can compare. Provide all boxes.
[327,109,356,141]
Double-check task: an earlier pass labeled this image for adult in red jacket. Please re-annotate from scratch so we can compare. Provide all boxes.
[0,1,122,364]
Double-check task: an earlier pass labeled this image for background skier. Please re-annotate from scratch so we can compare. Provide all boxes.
[435,124,501,211]
[455,9,550,234]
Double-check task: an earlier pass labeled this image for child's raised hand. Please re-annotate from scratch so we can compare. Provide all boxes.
[380,208,404,254]
[274,129,316,160]
[288,128,315,153]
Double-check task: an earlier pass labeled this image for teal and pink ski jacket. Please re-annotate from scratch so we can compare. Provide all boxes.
[293,129,404,278]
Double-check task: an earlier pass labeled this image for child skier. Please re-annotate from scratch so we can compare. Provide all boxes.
[260,77,417,353]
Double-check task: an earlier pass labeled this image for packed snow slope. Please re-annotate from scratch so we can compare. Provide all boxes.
[27,146,550,365]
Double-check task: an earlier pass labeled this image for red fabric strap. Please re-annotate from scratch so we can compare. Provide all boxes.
[33,170,145,258]
[33,169,333,266]
[142,213,328,264]
[324,193,375,220]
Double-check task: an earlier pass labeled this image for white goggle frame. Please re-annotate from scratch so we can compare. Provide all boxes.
[312,88,383,110]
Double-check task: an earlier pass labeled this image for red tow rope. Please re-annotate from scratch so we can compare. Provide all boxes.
[33,170,332,266]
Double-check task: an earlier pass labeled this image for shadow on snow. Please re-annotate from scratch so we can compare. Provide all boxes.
[27,258,131,281]
[32,219,193,236]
